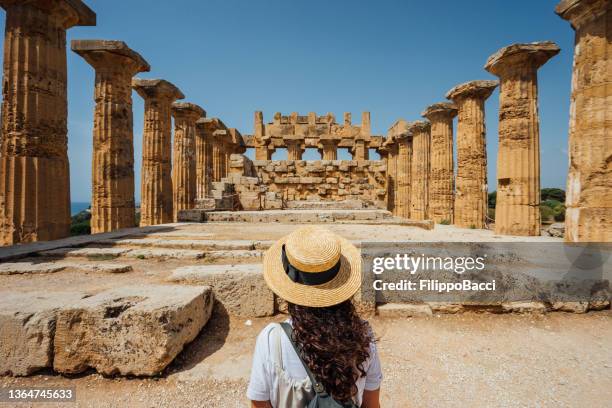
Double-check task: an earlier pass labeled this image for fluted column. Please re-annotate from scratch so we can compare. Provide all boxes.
[0,0,96,245]
[409,121,432,221]
[72,40,149,233]
[286,138,305,160]
[486,42,560,236]
[132,79,184,226]
[446,80,498,229]
[172,102,204,221]
[211,130,225,182]
[319,136,340,160]
[382,139,398,214]
[422,102,458,224]
[195,118,211,200]
[557,0,612,242]
[396,133,413,219]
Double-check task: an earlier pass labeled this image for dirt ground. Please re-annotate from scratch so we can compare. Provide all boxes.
[2,222,606,408]
[1,311,610,408]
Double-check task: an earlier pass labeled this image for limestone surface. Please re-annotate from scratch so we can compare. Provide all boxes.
[0,291,89,376]
[556,0,612,242]
[53,284,214,376]
[167,264,274,317]
[72,40,150,233]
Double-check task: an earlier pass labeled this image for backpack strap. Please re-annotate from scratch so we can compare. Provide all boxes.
[279,322,327,395]
[272,323,283,367]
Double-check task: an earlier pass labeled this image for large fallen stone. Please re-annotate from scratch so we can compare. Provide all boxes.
[0,291,89,376]
[167,264,273,317]
[58,262,133,274]
[53,284,214,376]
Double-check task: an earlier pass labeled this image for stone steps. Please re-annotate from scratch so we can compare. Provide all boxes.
[0,261,132,275]
[193,209,393,223]
[179,209,434,229]
[40,246,263,262]
[284,199,366,210]
[97,238,274,251]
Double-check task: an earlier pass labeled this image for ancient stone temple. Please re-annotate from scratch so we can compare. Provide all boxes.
[248,111,375,161]
[446,80,498,229]
[556,0,612,242]
[409,121,432,221]
[486,42,560,236]
[422,102,457,224]
[0,0,96,245]
[72,40,150,233]
[132,79,184,226]
[172,102,205,222]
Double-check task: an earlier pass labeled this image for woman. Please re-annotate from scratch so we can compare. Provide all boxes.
[247,226,382,407]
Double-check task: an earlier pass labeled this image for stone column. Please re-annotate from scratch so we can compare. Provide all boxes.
[409,121,432,221]
[132,79,184,226]
[396,132,413,219]
[556,0,611,242]
[0,0,96,245]
[422,102,458,224]
[382,138,399,214]
[485,42,560,236]
[212,130,225,182]
[285,136,305,160]
[172,102,204,221]
[446,80,498,229]
[72,40,149,234]
[195,118,211,201]
[319,136,340,160]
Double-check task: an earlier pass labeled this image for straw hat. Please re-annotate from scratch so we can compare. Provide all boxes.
[263,226,361,307]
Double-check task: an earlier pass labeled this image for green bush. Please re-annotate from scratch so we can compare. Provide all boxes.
[554,211,565,222]
[542,199,563,208]
[70,221,91,236]
[540,205,554,222]
[488,191,496,208]
[541,188,565,203]
[439,219,451,225]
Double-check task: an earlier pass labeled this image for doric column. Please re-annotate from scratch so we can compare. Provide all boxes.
[195,118,211,200]
[396,132,413,219]
[446,80,498,229]
[485,42,560,236]
[132,79,184,226]
[409,121,432,221]
[171,102,205,222]
[556,0,612,242]
[319,135,340,160]
[212,130,225,182]
[72,40,149,234]
[382,138,398,214]
[285,136,305,160]
[0,0,96,245]
[422,102,458,224]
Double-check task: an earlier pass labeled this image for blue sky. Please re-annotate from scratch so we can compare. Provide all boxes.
[0,0,574,202]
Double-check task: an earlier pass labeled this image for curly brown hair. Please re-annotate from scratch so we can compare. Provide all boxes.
[287,300,374,403]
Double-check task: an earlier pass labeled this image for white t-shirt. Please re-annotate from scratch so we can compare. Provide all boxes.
[246,321,383,406]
